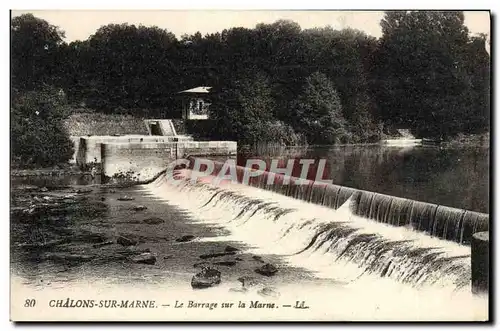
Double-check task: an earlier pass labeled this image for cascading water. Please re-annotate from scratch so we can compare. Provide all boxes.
[143,169,478,293]
[185,157,489,245]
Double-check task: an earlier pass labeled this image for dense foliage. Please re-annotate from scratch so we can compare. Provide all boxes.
[11,86,74,167]
[11,12,490,156]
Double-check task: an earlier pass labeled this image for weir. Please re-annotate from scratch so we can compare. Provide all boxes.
[139,156,490,295]
[185,157,489,246]
[145,168,477,292]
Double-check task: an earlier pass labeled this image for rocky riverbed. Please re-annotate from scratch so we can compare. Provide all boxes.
[10,176,321,295]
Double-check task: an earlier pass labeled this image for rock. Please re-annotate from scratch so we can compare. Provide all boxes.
[100,197,106,201]
[235,257,243,261]
[76,188,93,194]
[214,260,237,267]
[224,245,239,253]
[258,287,280,298]
[108,189,116,193]
[130,252,156,265]
[163,255,173,259]
[199,252,236,259]
[237,276,260,288]
[132,205,147,211]
[176,235,196,243]
[191,267,221,289]
[252,255,265,263]
[143,217,165,225]
[229,287,248,293]
[39,187,49,192]
[255,263,278,277]
[117,196,135,201]
[117,235,137,246]
[92,240,114,248]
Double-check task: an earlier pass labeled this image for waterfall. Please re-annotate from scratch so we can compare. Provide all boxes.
[185,157,489,245]
[143,169,476,292]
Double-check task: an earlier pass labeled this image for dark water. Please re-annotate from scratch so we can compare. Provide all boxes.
[238,145,489,213]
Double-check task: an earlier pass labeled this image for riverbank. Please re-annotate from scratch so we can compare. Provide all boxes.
[10,163,96,178]
[441,133,490,148]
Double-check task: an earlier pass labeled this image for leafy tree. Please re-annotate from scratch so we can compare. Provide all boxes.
[209,70,291,144]
[11,14,66,90]
[291,72,349,144]
[371,11,489,139]
[11,86,74,167]
[84,23,180,111]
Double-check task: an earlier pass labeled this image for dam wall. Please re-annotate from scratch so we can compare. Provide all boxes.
[186,157,489,245]
[101,142,177,182]
[100,141,237,182]
[74,135,195,165]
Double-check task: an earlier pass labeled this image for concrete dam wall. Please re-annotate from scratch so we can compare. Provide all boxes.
[185,157,489,246]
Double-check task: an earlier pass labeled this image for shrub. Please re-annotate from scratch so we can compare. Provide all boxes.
[11,87,74,167]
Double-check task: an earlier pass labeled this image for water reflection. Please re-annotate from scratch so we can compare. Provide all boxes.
[238,145,489,213]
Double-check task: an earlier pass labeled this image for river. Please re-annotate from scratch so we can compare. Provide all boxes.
[9,144,489,321]
[238,145,489,213]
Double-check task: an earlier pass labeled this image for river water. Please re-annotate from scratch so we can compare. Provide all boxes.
[238,145,490,213]
[10,144,490,321]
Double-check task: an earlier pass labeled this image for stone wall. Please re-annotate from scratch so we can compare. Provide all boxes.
[75,135,194,166]
[101,142,177,182]
[100,140,237,182]
[64,113,149,136]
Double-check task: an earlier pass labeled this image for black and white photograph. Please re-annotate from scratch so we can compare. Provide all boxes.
[9,9,491,322]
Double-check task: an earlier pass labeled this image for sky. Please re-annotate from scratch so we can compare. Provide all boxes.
[12,10,491,43]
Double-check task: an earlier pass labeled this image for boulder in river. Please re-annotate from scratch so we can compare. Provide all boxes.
[214,260,237,267]
[224,245,239,253]
[176,235,196,243]
[229,287,248,293]
[237,276,260,288]
[117,235,137,246]
[75,188,93,194]
[130,252,156,265]
[255,263,278,277]
[132,205,147,211]
[117,196,135,201]
[252,255,265,263]
[143,217,164,225]
[258,287,280,298]
[39,187,49,192]
[191,267,221,289]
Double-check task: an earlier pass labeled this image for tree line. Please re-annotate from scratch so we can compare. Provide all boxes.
[11,11,490,165]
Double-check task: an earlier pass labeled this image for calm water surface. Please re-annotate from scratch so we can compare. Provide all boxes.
[238,145,489,213]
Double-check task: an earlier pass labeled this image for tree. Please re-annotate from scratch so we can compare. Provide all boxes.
[11,14,66,90]
[371,11,488,139]
[209,70,288,144]
[84,23,179,111]
[291,72,349,144]
[11,86,74,167]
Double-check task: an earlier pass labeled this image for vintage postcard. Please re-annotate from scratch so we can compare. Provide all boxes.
[10,9,490,322]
